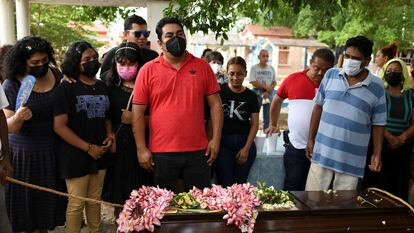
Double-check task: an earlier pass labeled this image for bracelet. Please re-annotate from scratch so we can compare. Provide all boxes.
[85,143,92,153]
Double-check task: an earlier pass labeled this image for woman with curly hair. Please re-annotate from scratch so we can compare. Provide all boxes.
[53,41,114,233]
[374,42,398,74]
[2,36,66,232]
[101,42,153,216]
[0,44,13,83]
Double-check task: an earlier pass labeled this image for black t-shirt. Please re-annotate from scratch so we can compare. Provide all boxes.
[99,43,159,80]
[53,80,111,178]
[108,84,133,127]
[220,84,260,134]
[108,83,149,139]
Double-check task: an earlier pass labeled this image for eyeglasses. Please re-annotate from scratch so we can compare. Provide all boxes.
[227,72,245,78]
[127,30,151,38]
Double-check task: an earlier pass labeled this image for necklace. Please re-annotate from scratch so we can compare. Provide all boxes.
[79,77,97,91]
[79,81,96,91]
[120,85,133,92]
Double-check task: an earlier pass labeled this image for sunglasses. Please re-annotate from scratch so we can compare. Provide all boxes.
[127,30,151,38]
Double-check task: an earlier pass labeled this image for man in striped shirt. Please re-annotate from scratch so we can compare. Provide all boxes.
[305,36,386,191]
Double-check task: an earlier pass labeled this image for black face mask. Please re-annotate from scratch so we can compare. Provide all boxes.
[81,59,100,78]
[385,72,403,87]
[29,63,49,78]
[166,36,186,57]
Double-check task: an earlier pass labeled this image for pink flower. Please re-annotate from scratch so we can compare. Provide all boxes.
[190,183,259,233]
[118,183,259,233]
[117,186,174,233]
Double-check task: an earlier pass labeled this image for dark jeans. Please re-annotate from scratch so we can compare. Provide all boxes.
[152,150,211,193]
[255,89,276,129]
[283,143,311,191]
[214,134,257,187]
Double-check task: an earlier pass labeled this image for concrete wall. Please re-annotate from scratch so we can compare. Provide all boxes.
[276,46,305,81]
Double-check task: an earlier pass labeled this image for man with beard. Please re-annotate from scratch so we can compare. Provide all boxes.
[132,17,223,193]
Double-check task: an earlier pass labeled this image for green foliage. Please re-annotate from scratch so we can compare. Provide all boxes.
[70,6,134,25]
[165,0,414,51]
[164,0,347,38]
[30,4,130,61]
[293,0,414,50]
[170,192,200,209]
[255,181,294,205]
[163,0,245,40]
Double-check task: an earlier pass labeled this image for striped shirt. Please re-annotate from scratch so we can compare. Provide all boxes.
[312,68,386,178]
[385,90,413,135]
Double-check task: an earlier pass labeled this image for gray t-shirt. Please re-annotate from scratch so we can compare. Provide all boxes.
[248,64,276,95]
[0,83,9,151]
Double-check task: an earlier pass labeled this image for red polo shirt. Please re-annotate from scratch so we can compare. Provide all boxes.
[133,52,220,152]
[277,68,319,100]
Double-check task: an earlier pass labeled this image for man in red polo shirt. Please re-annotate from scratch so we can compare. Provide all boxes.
[265,48,334,191]
[132,17,223,193]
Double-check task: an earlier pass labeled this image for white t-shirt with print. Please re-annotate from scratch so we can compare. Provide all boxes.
[248,64,276,95]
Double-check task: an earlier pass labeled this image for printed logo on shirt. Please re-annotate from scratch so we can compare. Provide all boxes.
[257,70,272,76]
[223,100,246,120]
[75,95,109,118]
[189,69,197,76]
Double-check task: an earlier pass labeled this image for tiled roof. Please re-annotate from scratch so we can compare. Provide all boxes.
[241,25,293,38]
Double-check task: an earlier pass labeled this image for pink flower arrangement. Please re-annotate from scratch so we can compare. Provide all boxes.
[116,183,262,233]
[116,186,174,233]
[191,184,228,210]
[222,183,260,233]
[192,183,260,233]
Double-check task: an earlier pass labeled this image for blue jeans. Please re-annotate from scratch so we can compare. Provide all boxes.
[215,134,257,187]
[255,89,276,129]
[0,184,12,233]
[283,143,311,191]
[262,102,271,130]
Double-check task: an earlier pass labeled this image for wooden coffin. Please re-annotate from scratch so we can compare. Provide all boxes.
[149,190,414,233]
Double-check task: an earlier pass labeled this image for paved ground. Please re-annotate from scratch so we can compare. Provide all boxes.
[50,206,117,233]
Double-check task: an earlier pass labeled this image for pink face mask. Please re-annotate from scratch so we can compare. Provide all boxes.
[116,64,138,81]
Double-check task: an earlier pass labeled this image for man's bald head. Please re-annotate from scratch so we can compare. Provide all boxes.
[258,49,269,65]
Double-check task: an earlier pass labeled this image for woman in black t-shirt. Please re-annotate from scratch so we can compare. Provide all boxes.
[215,57,260,187]
[102,43,153,214]
[53,41,115,233]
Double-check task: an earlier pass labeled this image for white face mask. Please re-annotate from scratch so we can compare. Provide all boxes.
[210,63,222,74]
[343,58,363,77]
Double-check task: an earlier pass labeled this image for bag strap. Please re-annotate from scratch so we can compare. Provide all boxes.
[126,90,134,111]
